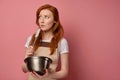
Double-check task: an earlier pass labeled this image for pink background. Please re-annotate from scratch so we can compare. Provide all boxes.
[0,0,120,80]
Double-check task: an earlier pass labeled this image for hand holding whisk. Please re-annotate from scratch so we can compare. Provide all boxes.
[26,29,41,56]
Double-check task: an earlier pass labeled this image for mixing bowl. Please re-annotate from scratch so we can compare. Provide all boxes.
[24,56,52,75]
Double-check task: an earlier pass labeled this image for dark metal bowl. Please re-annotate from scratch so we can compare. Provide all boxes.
[24,56,52,75]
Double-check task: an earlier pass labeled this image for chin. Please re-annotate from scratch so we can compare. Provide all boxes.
[41,29,47,31]
[40,28,46,31]
[42,29,51,32]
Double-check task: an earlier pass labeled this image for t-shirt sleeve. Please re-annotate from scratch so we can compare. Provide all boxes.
[58,38,69,54]
[24,36,32,48]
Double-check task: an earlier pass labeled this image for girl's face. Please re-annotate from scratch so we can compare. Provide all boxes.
[38,9,55,32]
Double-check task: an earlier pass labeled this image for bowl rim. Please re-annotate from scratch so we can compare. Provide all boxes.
[24,56,52,63]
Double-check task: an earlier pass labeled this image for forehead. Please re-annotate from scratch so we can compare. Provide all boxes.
[39,9,53,16]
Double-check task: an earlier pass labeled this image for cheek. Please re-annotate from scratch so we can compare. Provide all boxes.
[38,20,41,25]
[46,20,54,26]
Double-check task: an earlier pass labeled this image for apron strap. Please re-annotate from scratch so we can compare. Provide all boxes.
[39,42,58,48]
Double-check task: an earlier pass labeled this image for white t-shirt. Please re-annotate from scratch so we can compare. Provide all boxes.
[25,36,69,54]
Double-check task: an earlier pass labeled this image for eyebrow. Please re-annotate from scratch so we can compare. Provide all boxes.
[39,14,50,16]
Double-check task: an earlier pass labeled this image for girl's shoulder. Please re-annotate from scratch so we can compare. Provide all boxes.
[59,37,68,45]
[58,37,69,54]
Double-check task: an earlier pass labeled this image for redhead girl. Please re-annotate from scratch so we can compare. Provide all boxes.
[22,4,69,80]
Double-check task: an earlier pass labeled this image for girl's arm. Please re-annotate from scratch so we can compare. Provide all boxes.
[49,53,69,79]
[22,46,34,73]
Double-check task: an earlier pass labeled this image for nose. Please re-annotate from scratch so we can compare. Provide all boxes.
[40,18,44,23]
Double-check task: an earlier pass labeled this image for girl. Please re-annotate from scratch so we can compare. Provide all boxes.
[22,4,69,80]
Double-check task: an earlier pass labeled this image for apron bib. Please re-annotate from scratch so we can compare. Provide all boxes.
[28,42,59,80]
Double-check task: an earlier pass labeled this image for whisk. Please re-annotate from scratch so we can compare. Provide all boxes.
[32,28,41,47]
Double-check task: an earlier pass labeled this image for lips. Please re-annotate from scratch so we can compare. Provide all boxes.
[40,25,45,27]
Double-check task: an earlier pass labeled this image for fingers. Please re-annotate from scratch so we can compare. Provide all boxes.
[28,46,34,53]
[31,72,43,79]
[26,46,34,56]
[44,69,48,76]
[31,72,38,78]
[31,70,49,79]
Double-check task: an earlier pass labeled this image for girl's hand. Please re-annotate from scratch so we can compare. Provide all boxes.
[31,69,49,79]
[26,46,34,56]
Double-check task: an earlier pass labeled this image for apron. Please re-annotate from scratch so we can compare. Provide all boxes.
[28,42,59,80]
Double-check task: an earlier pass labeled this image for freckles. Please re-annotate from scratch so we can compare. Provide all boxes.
[46,20,54,25]
[38,19,41,24]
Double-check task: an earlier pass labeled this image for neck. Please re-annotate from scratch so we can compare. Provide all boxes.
[42,31,53,40]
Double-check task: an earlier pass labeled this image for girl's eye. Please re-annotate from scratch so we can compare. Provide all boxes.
[45,16,49,19]
[38,16,42,19]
